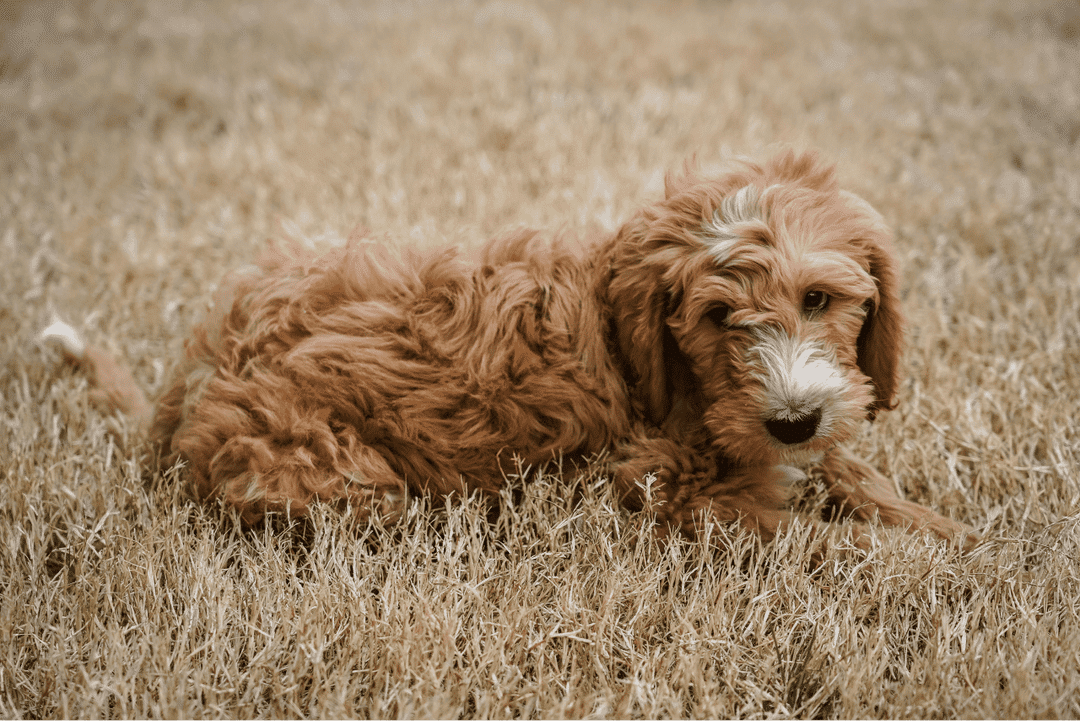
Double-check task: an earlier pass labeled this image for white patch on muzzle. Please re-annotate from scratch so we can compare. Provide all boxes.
[749,326,846,429]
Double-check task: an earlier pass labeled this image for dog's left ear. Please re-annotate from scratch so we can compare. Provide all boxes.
[844,192,904,420]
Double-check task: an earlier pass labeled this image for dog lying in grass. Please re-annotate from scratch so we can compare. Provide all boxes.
[45,149,976,551]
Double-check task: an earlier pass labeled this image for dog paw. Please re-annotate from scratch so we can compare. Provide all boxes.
[931,515,982,553]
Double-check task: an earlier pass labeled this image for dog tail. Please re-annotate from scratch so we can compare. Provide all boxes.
[40,319,154,435]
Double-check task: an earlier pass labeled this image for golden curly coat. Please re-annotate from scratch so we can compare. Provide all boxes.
[58,150,974,549]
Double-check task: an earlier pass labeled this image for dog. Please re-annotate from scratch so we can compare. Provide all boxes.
[46,150,976,551]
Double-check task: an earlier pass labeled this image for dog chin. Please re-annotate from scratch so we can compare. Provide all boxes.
[712,418,851,468]
[773,444,827,467]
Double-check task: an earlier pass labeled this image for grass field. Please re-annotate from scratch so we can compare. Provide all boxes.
[3,0,1080,717]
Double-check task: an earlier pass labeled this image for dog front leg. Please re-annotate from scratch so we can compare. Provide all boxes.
[609,435,849,548]
[812,445,979,550]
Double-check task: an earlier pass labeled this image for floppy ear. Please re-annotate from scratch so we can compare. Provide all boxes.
[603,220,690,427]
[849,201,904,420]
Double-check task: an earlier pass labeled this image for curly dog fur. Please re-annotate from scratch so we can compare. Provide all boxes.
[55,150,974,549]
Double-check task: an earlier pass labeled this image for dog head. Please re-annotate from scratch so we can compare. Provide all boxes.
[606,150,903,464]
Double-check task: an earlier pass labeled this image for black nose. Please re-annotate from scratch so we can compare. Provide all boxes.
[765,409,821,445]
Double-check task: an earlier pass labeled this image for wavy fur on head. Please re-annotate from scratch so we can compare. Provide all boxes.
[64,149,975,550]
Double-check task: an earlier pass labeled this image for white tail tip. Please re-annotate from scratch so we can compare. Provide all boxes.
[40,320,87,360]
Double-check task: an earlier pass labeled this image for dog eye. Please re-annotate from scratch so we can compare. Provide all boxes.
[803,290,829,313]
[705,304,731,327]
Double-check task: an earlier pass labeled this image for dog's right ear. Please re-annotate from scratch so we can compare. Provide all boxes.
[603,219,680,427]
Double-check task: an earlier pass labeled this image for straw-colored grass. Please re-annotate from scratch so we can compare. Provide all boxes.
[3,0,1079,717]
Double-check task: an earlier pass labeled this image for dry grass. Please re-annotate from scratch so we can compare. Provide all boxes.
[3,0,1080,717]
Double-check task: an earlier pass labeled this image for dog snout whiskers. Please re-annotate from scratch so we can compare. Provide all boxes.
[765,408,822,445]
[749,326,846,446]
